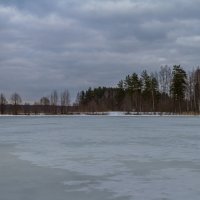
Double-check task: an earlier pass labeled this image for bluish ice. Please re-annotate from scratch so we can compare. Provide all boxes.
[0,115,200,200]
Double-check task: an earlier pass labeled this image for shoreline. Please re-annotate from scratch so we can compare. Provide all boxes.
[0,112,200,117]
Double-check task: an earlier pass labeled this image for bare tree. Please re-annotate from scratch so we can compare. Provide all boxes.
[10,93,22,115]
[158,66,172,112]
[40,97,50,106]
[24,103,31,115]
[40,96,50,114]
[0,93,7,114]
[50,90,58,114]
[51,90,58,106]
[159,65,171,95]
[32,102,37,115]
[61,89,70,114]
[11,93,22,104]
[194,67,200,113]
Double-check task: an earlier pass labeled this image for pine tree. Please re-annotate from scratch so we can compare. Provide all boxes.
[170,65,187,113]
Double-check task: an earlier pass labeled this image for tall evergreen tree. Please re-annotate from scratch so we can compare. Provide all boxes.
[0,93,7,114]
[130,73,142,112]
[170,65,187,113]
[141,71,159,112]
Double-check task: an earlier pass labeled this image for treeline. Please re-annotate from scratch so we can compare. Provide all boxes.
[0,90,77,115]
[77,65,200,114]
[1,65,200,115]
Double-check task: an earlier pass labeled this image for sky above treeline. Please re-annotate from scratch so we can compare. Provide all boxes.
[1,0,200,101]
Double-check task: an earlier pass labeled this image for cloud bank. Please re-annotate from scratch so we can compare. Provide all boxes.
[1,0,200,101]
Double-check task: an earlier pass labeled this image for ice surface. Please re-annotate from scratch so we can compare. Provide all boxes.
[0,116,200,200]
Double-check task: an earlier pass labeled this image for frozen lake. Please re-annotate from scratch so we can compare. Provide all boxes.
[0,116,200,200]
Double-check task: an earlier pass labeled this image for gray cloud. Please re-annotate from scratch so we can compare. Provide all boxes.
[0,0,200,102]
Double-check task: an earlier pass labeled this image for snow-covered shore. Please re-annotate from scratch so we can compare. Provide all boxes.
[0,111,199,117]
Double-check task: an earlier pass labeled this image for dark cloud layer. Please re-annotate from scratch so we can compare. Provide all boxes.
[1,0,200,101]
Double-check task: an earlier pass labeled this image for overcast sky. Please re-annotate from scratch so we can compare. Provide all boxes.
[1,0,200,102]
